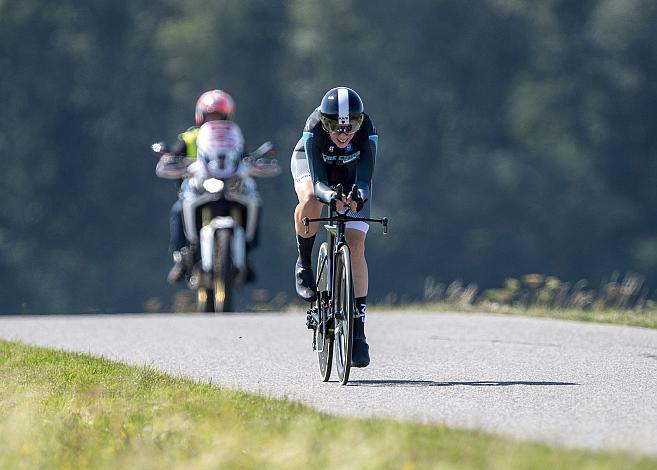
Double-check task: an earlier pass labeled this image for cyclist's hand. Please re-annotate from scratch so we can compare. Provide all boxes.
[330,194,347,212]
[347,185,366,212]
[344,194,358,213]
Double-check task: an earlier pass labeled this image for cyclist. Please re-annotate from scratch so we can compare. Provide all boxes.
[291,86,378,367]
[156,89,260,283]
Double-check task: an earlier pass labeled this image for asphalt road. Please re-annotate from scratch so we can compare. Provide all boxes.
[1,311,657,456]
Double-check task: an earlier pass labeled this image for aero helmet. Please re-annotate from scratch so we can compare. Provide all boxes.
[195,89,235,126]
[319,87,364,134]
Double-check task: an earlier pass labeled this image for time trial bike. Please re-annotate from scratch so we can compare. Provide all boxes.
[303,184,388,385]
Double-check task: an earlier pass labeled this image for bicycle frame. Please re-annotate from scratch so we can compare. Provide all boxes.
[303,210,388,343]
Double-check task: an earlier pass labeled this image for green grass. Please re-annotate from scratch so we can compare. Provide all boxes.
[489,305,657,329]
[371,303,657,330]
[1,341,655,470]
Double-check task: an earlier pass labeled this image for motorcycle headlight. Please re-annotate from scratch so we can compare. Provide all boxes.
[202,178,225,194]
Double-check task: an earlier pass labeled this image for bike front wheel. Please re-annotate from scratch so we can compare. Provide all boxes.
[334,244,354,385]
[315,242,333,381]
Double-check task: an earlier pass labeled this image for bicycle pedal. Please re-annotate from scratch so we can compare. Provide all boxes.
[306,311,317,330]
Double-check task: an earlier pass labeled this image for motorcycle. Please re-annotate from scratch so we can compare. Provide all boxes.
[152,132,279,313]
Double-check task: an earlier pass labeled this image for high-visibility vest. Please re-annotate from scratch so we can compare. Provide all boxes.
[180,127,199,158]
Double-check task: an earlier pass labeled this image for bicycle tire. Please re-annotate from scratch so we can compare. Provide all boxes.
[315,242,333,381]
[334,244,354,385]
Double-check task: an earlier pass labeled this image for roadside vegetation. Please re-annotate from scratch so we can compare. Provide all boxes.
[152,271,657,330]
[5,2,657,315]
[363,272,657,330]
[382,302,657,330]
[1,339,655,469]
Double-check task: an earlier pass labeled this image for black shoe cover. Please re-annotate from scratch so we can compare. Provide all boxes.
[351,317,370,367]
[295,259,317,302]
[352,339,370,367]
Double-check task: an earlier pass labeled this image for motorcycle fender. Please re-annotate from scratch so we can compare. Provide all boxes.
[231,226,246,272]
[200,217,235,272]
[182,192,224,244]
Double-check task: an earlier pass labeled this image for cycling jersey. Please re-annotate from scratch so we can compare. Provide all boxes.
[295,108,378,204]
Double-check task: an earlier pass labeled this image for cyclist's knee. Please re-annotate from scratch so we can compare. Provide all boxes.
[295,179,315,203]
[296,184,322,212]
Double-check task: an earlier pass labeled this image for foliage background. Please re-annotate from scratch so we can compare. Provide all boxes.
[1,0,656,313]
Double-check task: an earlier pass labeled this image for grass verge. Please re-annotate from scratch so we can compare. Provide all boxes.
[371,303,657,330]
[489,305,657,329]
[1,339,655,469]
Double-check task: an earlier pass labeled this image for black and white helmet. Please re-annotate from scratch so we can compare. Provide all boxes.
[319,87,364,134]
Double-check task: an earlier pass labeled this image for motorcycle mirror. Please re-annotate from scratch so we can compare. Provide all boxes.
[151,141,169,154]
[252,141,275,159]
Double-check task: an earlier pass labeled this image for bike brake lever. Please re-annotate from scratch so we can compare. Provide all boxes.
[335,184,343,200]
[302,217,310,234]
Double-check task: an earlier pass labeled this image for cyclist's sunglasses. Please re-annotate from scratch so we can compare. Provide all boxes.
[320,114,364,135]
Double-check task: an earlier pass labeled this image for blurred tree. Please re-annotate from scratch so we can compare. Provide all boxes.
[1,0,657,312]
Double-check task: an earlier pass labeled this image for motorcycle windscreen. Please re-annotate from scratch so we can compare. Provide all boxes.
[197,120,244,178]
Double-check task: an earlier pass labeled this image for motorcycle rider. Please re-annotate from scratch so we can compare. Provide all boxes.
[291,86,377,367]
[156,89,260,284]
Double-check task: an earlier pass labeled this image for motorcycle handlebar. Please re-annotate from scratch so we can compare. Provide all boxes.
[151,141,169,155]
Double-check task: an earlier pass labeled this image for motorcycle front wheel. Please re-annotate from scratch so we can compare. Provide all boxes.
[213,228,233,313]
[197,286,214,313]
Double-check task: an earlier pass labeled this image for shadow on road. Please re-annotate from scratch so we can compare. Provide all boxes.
[349,379,579,387]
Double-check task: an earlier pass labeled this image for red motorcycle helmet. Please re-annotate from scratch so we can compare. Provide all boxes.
[195,89,235,126]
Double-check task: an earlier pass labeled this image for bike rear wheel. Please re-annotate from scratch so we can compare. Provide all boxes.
[315,242,333,381]
[213,229,233,312]
[334,244,354,385]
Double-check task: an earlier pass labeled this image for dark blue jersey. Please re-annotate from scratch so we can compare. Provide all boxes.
[301,108,378,203]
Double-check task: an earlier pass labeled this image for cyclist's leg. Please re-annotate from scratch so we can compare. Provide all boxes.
[291,139,323,238]
[291,141,322,300]
[345,207,371,367]
[344,197,371,299]
[294,177,323,237]
[345,228,368,298]
[346,226,370,368]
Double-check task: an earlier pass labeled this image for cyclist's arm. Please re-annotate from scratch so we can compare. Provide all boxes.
[155,134,189,180]
[303,130,335,204]
[167,129,192,157]
[169,140,186,157]
[355,117,377,201]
